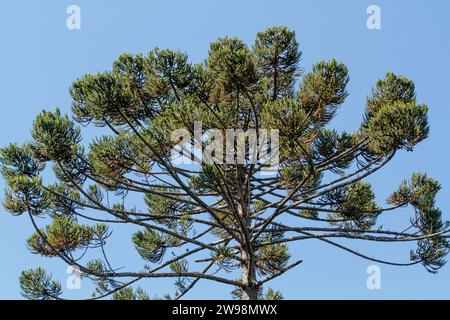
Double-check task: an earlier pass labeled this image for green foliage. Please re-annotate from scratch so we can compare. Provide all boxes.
[19,268,61,300]
[2,175,47,216]
[389,173,449,272]
[232,285,285,300]
[327,182,380,230]
[411,235,449,273]
[279,165,322,191]
[132,229,168,263]
[85,259,124,296]
[0,143,44,177]
[113,287,150,300]
[51,152,88,187]
[264,287,284,300]
[207,37,258,102]
[366,101,429,154]
[257,239,290,275]
[313,130,356,173]
[190,164,221,192]
[153,101,204,134]
[72,48,195,129]
[88,133,144,188]
[0,143,48,215]
[170,259,190,293]
[27,215,98,256]
[144,48,193,99]
[298,59,349,128]
[261,98,309,159]
[144,187,193,228]
[31,108,81,163]
[46,183,82,216]
[254,26,302,98]
[211,210,238,239]
[364,72,416,124]
[71,72,143,127]
[170,258,189,274]
[86,259,107,274]
[212,245,237,272]
[388,172,440,211]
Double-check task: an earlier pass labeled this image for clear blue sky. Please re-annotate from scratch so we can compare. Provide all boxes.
[1,0,450,299]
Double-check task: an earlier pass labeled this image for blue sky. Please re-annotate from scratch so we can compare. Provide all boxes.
[1,0,450,299]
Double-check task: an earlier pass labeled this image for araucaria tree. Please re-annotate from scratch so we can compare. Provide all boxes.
[1,26,448,300]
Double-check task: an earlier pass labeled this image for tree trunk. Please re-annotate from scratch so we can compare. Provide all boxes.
[241,249,258,300]
[237,170,258,300]
[242,284,259,300]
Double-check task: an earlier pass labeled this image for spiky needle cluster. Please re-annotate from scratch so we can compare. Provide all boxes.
[1,26,448,300]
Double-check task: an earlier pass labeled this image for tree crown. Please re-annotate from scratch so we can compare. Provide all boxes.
[1,26,448,300]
